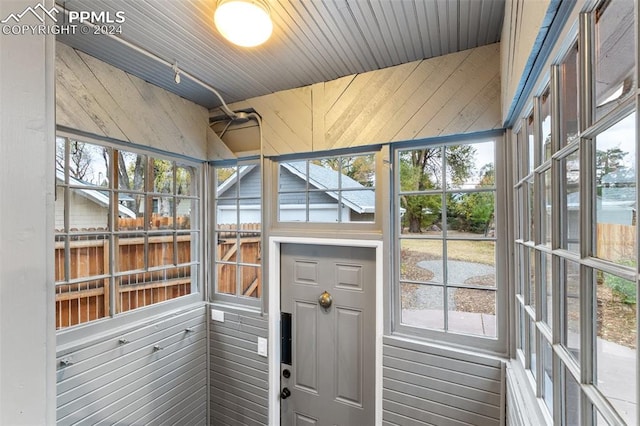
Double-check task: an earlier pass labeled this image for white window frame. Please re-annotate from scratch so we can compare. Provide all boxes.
[391,133,509,355]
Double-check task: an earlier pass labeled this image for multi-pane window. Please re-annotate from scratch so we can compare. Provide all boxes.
[277,154,376,223]
[213,160,262,304]
[513,1,637,424]
[55,135,200,329]
[395,140,498,340]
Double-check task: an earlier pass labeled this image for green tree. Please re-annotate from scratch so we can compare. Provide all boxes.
[595,147,628,183]
[399,145,476,233]
[449,163,495,235]
[312,155,375,187]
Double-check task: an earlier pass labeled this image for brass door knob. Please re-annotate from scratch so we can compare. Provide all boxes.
[318,291,332,309]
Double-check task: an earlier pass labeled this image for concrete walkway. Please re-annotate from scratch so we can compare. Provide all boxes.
[416,259,495,284]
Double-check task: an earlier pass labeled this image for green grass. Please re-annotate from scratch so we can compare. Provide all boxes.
[400,238,495,265]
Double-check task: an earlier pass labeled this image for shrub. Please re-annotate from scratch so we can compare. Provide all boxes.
[604,261,637,305]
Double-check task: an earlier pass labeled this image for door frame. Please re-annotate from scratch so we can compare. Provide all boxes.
[268,236,383,425]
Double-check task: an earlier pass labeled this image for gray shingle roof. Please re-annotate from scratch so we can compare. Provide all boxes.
[281,161,375,213]
[216,162,375,213]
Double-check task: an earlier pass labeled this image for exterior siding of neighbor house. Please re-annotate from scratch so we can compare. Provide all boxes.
[55,186,109,231]
[216,165,364,224]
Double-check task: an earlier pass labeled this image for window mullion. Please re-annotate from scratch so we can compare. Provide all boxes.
[63,137,71,284]
[441,147,449,332]
[579,12,596,426]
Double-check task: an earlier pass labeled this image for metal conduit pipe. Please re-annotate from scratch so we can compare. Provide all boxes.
[56,6,238,119]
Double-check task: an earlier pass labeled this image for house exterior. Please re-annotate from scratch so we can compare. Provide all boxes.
[55,170,137,231]
[1,0,638,425]
[216,162,375,224]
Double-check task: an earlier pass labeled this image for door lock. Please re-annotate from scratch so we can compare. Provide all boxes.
[282,369,291,378]
[280,387,291,399]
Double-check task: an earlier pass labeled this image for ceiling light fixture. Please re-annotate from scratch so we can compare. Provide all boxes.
[214,0,273,47]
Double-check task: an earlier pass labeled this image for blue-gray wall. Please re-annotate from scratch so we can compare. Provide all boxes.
[383,337,505,425]
[56,305,207,425]
[209,309,269,426]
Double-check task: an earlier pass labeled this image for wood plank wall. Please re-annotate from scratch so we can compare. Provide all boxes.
[383,337,505,426]
[209,310,269,426]
[56,305,207,425]
[56,42,209,160]
[500,0,550,122]
[212,43,501,158]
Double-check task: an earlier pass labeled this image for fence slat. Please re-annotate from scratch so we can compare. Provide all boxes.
[54,222,262,328]
[596,223,636,262]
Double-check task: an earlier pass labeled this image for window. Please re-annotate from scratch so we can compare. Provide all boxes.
[513,1,637,423]
[277,153,376,223]
[394,140,500,344]
[55,135,201,329]
[213,159,262,305]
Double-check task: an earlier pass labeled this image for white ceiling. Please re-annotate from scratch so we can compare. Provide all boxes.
[57,0,505,109]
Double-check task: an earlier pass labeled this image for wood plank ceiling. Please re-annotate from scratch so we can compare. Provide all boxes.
[56,0,505,109]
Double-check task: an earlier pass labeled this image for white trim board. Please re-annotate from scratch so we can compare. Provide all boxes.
[268,236,384,425]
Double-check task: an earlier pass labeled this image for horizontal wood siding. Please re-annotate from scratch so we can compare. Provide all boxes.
[383,337,505,426]
[56,42,208,160]
[209,310,269,426]
[215,43,501,157]
[56,306,207,425]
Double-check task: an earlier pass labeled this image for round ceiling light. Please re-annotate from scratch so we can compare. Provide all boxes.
[214,0,273,48]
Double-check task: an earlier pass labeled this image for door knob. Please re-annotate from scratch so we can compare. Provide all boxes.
[318,291,332,309]
[281,387,291,399]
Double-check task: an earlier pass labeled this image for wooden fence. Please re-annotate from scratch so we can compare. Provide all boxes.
[216,223,262,298]
[596,223,636,263]
[55,235,192,329]
[55,221,261,329]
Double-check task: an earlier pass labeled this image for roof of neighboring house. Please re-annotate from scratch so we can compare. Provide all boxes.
[282,162,375,213]
[217,162,375,213]
[56,169,137,219]
[601,167,636,185]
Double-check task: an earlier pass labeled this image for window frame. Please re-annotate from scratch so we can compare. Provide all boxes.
[55,130,204,337]
[391,133,508,355]
[270,147,384,234]
[211,157,263,308]
[511,1,638,424]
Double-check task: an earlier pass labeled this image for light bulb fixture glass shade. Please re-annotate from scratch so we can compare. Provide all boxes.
[214,0,273,47]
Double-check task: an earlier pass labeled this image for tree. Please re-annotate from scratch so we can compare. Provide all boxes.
[595,147,628,183]
[399,145,476,233]
[449,164,495,235]
[312,155,375,187]
[56,140,93,181]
